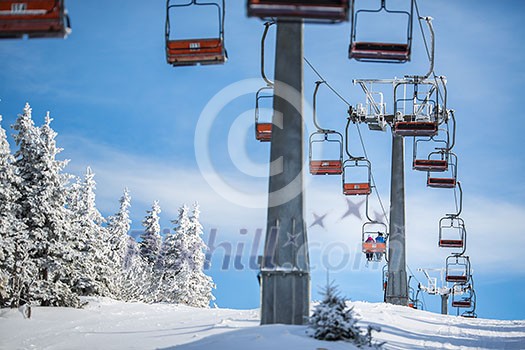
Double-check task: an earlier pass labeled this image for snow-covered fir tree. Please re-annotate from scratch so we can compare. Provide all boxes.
[67,167,113,297]
[12,105,79,307]
[158,203,214,307]
[309,281,383,348]
[0,115,27,307]
[139,201,162,266]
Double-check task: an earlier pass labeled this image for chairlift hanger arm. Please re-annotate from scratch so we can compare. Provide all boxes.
[261,21,274,86]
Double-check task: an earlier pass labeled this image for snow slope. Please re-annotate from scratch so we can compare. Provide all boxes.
[0,298,523,350]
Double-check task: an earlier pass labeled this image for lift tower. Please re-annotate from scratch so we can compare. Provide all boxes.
[260,21,310,325]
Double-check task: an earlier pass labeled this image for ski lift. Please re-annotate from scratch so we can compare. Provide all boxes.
[247,0,349,22]
[255,86,273,142]
[362,221,387,262]
[0,0,71,39]
[445,255,471,283]
[427,152,458,188]
[342,158,371,195]
[393,76,444,137]
[349,0,414,62]
[412,131,450,172]
[309,81,344,175]
[451,283,474,309]
[166,0,227,66]
[438,215,466,250]
[309,131,344,175]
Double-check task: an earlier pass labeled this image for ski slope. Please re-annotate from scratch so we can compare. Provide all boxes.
[0,297,523,350]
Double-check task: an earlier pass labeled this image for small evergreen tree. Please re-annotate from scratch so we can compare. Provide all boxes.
[309,282,383,348]
[139,201,162,266]
[157,203,214,307]
[68,167,113,297]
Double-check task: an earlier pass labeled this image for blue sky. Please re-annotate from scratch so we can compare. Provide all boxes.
[1,0,524,320]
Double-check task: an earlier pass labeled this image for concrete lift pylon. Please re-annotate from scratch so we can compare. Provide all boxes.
[260,20,310,325]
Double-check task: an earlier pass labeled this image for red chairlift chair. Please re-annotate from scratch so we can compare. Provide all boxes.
[166,0,227,66]
[0,0,70,39]
[349,0,414,63]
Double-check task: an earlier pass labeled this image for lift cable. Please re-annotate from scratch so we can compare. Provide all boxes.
[304,56,389,224]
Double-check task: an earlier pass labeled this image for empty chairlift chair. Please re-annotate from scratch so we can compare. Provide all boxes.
[349,0,414,62]
[438,215,465,249]
[247,0,349,22]
[309,131,344,175]
[0,0,71,39]
[166,0,227,66]
[427,152,458,188]
[445,255,471,283]
[254,86,274,142]
[451,284,474,309]
[342,158,371,195]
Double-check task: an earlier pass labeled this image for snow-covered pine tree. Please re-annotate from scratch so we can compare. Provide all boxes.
[309,281,383,348]
[0,115,28,307]
[12,105,79,307]
[106,188,132,298]
[181,203,215,307]
[156,205,191,303]
[67,167,113,297]
[157,203,214,307]
[139,201,162,266]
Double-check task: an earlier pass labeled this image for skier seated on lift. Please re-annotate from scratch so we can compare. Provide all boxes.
[365,235,375,261]
[375,232,385,261]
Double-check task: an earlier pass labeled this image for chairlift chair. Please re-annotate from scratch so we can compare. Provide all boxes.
[349,0,414,62]
[247,0,349,22]
[342,158,371,195]
[438,215,465,249]
[427,152,458,188]
[166,0,227,66]
[445,255,471,283]
[362,221,387,261]
[451,284,473,308]
[309,131,344,175]
[255,86,274,142]
[0,0,70,39]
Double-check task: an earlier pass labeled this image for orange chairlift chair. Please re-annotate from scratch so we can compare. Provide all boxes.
[427,152,458,188]
[445,254,471,283]
[0,0,71,39]
[349,0,413,62]
[166,0,227,66]
[254,86,274,142]
[247,0,349,22]
[362,221,387,262]
[308,81,344,175]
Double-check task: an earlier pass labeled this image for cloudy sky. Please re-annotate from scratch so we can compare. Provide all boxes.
[1,0,524,320]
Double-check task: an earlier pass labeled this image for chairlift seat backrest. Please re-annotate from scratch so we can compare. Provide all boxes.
[439,239,463,248]
[310,160,343,175]
[343,182,371,196]
[256,122,272,142]
[413,159,448,172]
[0,0,69,39]
[166,38,226,66]
[427,177,457,188]
[394,121,438,137]
[350,42,410,62]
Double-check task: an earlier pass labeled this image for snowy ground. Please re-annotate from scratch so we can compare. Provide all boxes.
[1,298,524,350]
